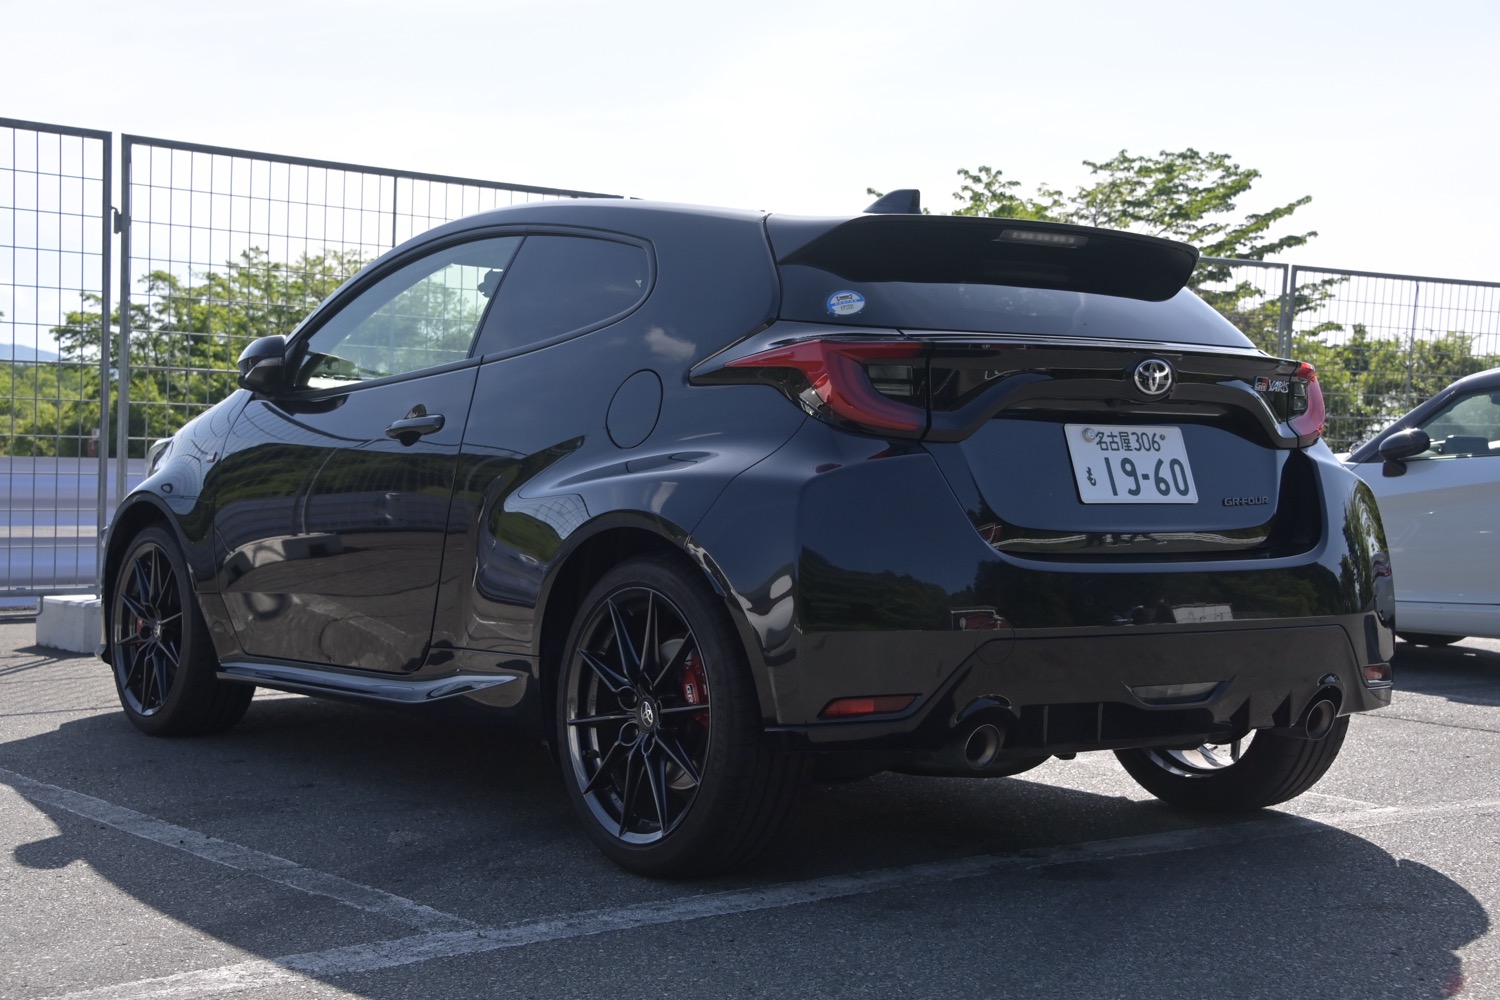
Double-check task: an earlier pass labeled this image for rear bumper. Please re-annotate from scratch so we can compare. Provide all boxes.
[691,420,1394,752]
[762,619,1391,756]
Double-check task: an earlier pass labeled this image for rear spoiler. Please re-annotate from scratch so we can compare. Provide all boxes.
[768,214,1199,302]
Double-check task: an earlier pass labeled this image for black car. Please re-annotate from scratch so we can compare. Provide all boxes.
[101,194,1394,876]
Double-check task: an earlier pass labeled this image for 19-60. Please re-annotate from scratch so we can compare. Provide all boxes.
[1101,455,1192,498]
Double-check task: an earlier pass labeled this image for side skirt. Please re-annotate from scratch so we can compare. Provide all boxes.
[218,661,517,704]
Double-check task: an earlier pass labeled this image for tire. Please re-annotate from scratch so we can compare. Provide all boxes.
[1398,632,1463,647]
[1114,717,1350,812]
[556,554,807,877]
[109,525,253,737]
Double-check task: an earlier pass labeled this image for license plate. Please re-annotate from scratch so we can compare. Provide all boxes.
[1064,424,1198,504]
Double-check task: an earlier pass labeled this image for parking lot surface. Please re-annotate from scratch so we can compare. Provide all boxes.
[2,617,1497,999]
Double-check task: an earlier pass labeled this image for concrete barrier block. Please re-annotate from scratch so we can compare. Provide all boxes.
[36,595,103,655]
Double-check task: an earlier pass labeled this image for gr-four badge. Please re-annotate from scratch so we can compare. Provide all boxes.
[827,290,866,316]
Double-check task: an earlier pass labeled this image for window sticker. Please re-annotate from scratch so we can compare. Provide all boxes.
[827,290,866,317]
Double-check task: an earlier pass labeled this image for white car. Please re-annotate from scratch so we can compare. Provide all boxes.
[1344,367,1500,644]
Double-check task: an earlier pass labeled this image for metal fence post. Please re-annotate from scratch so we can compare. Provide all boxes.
[1277,265,1296,358]
[114,138,132,498]
[95,136,113,582]
[1404,280,1422,411]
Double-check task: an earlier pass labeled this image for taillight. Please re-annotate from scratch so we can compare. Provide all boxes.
[721,339,928,436]
[1288,362,1325,446]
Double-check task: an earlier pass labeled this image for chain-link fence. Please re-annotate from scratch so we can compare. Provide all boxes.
[115,135,618,475]
[1,118,113,595]
[3,118,1499,594]
[1193,258,1500,452]
[3,125,614,594]
[1285,266,1500,452]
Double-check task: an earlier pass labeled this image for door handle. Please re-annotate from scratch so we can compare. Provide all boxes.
[385,407,445,443]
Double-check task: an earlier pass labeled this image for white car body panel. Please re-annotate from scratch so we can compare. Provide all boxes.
[1352,453,1500,638]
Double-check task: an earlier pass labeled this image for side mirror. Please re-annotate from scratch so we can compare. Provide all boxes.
[237,335,288,393]
[1377,427,1430,477]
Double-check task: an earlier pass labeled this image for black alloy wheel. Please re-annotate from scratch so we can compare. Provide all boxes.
[110,526,252,736]
[1114,717,1350,811]
[558,554,806,877]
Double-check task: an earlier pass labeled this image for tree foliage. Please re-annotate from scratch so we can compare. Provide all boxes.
[1295,326,1500,451]
[2,249,362,457]
[952,148,1315,260]
[933,148,1500,450]
[951,148,1329,353]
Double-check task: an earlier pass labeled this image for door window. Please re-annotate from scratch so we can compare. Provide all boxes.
[295,236,523,389]
[1415,390,1500,458]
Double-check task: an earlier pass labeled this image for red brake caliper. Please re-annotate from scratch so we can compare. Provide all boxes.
[680,650,709,728]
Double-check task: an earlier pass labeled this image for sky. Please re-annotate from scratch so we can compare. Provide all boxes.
[3,0,1499,282]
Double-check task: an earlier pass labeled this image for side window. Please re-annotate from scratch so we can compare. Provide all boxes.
[1415,390,1500,458]
[477,235,650,354]
[294,236,523,389]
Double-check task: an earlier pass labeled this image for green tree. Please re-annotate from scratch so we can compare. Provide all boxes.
[949,149,1327,353]
[66,248,362,452]
[952,149,1314,260]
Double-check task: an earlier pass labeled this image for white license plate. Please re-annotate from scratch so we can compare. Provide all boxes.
[1064,424,1199,504]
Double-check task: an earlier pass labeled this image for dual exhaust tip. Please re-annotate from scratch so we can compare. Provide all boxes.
[922,693,1338,776]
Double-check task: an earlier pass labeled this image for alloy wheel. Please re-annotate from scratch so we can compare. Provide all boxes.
[563,586,712,844]
[112,540,184,717]
[1145,733,1258,777]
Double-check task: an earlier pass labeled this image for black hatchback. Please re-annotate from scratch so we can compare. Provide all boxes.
[101,195,1394,876]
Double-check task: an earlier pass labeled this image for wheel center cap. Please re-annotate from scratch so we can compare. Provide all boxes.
[637,697,659,732]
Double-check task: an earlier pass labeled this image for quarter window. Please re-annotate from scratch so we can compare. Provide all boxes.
[295,236,523,389]
[478,235,650,354]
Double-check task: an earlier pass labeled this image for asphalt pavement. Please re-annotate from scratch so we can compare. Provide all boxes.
[2,618,1497,999]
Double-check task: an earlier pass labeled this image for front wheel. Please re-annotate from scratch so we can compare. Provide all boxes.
[1115,717,1350,811]
[109,525,253,736]
[557,554,806,877]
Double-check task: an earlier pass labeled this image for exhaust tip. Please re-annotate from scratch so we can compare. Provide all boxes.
[1304,698,1337,740]
[963,723,1003,770]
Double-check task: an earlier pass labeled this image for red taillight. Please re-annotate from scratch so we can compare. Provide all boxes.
[1288,362,1325,446]
[819,694,918,719]
[723,340,926,435]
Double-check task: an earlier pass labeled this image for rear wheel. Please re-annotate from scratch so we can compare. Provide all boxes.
[1115,718,1349,811]
[110,526,252,736]
[557,554,806,877]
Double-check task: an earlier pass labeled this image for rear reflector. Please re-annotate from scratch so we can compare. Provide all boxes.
[819,694,918,719]
[1363,664,1393,685]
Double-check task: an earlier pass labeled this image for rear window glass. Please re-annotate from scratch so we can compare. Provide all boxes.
[777,266,1255,348]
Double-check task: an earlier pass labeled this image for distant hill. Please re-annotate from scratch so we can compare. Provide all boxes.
[1,343,61,362]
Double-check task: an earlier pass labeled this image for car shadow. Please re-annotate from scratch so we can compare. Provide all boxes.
[1393,638,1500,706]
[1,695,1489,999]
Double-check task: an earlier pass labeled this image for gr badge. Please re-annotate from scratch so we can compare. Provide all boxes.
[1255,375,1290,393]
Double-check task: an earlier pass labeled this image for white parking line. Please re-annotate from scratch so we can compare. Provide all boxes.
[20,787,1500,1000]
[0,768,475,934]
[1300,790,1386,809]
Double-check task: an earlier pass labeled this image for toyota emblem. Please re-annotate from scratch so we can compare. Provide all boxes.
[1133,359,1174,397]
